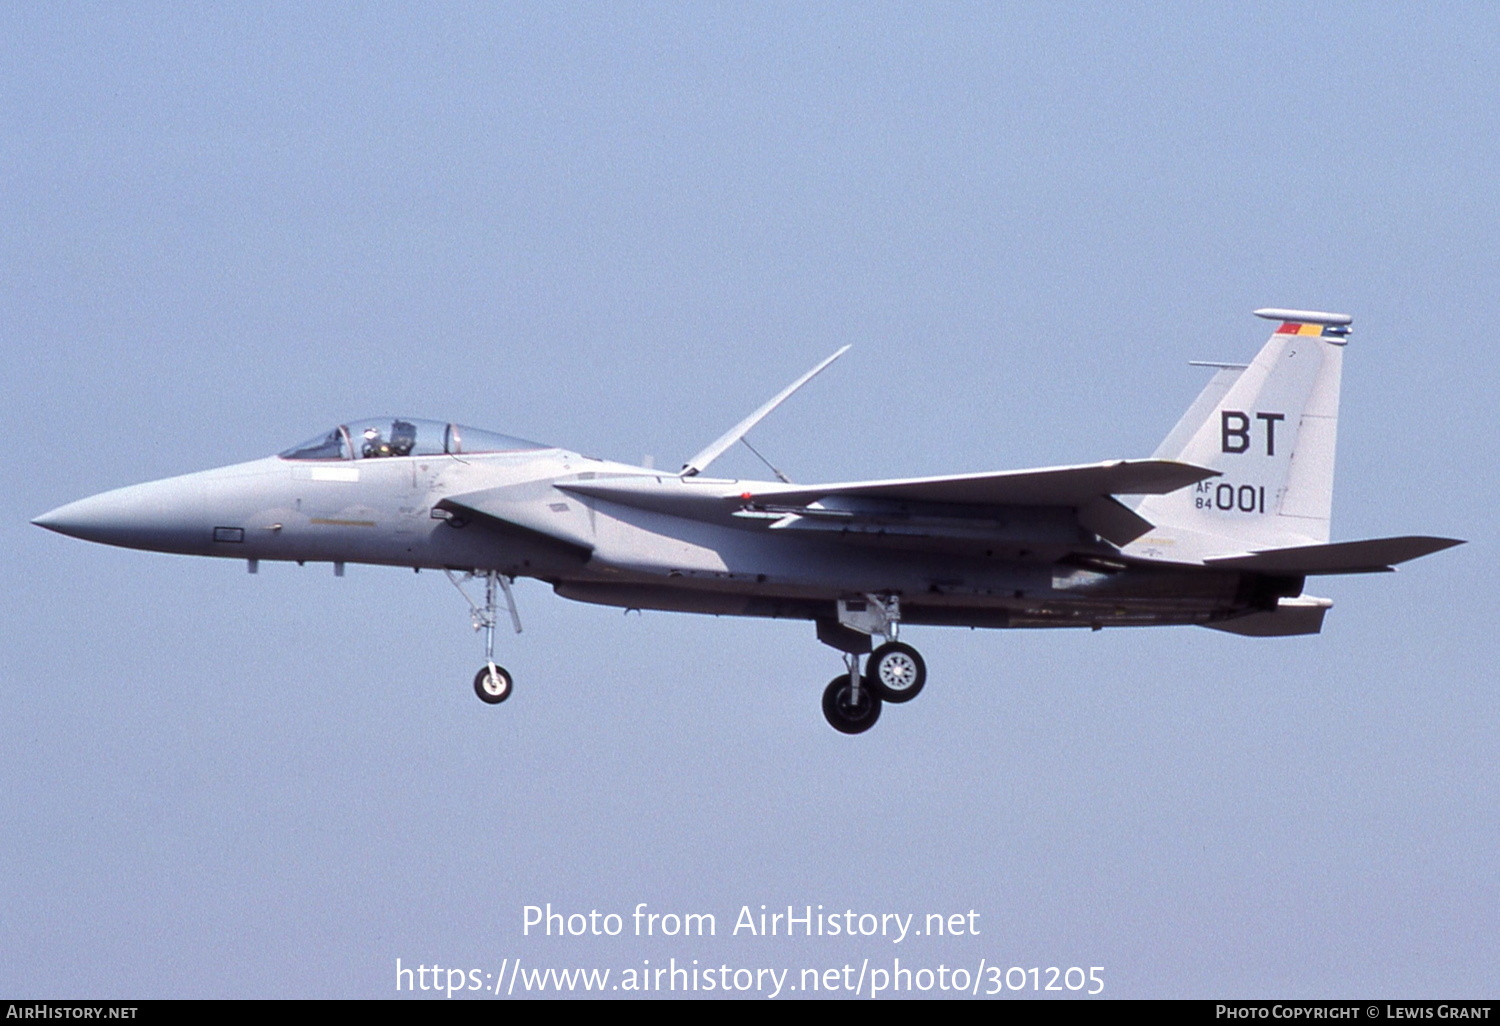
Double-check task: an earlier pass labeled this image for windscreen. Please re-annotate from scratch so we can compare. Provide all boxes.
[279,427,350,460]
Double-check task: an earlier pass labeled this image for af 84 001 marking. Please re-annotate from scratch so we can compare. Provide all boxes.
[1195,481,1267,514]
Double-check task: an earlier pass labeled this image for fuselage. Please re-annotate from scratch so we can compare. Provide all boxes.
[33,432,1288,632]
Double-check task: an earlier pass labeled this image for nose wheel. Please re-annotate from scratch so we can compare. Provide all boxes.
[474,663,514,704]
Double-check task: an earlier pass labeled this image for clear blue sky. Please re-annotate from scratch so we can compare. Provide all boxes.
[3,2,1493,998]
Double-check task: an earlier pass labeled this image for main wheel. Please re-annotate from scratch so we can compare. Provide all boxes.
[473,664,514,704]
[866,641,926,703]
[822,675,882,734]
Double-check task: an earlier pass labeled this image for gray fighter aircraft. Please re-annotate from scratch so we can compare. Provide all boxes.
[33,308,1462,733]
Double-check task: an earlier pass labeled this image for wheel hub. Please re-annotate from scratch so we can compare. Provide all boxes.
[877,653,917,691]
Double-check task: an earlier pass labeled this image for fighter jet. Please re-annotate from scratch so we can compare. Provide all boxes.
[33,308,1462,733]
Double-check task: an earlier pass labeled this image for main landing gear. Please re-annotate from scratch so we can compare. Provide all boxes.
[447,569,522,705]
[818,595,928,735]
[823,659,880,735]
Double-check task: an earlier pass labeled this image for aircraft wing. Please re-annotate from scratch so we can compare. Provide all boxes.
[558,459,1217,549]
[1202,535,1465,574]
[741,459,1217,507]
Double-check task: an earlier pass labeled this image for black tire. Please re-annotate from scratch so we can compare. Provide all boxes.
[473,664,514,704]
[866,641,926,703]
[822,675,882,735]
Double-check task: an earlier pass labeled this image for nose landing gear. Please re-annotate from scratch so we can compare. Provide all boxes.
[447,569,522,706]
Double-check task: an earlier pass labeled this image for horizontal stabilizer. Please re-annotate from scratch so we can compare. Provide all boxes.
[747,459,1218,508]
[1203,535,1464,575]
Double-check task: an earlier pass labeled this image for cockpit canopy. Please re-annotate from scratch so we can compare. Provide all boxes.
[279,418,548,461]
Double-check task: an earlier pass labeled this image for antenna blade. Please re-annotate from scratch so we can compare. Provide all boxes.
[680,345,850,477]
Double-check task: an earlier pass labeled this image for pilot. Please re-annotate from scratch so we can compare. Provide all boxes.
[362,426,389,458]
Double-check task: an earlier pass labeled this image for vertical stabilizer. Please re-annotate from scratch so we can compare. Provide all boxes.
[1151,363,1247,461]
[1133,309,1348,553]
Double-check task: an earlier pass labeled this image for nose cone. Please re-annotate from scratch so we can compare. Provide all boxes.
[33,475,209,553]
